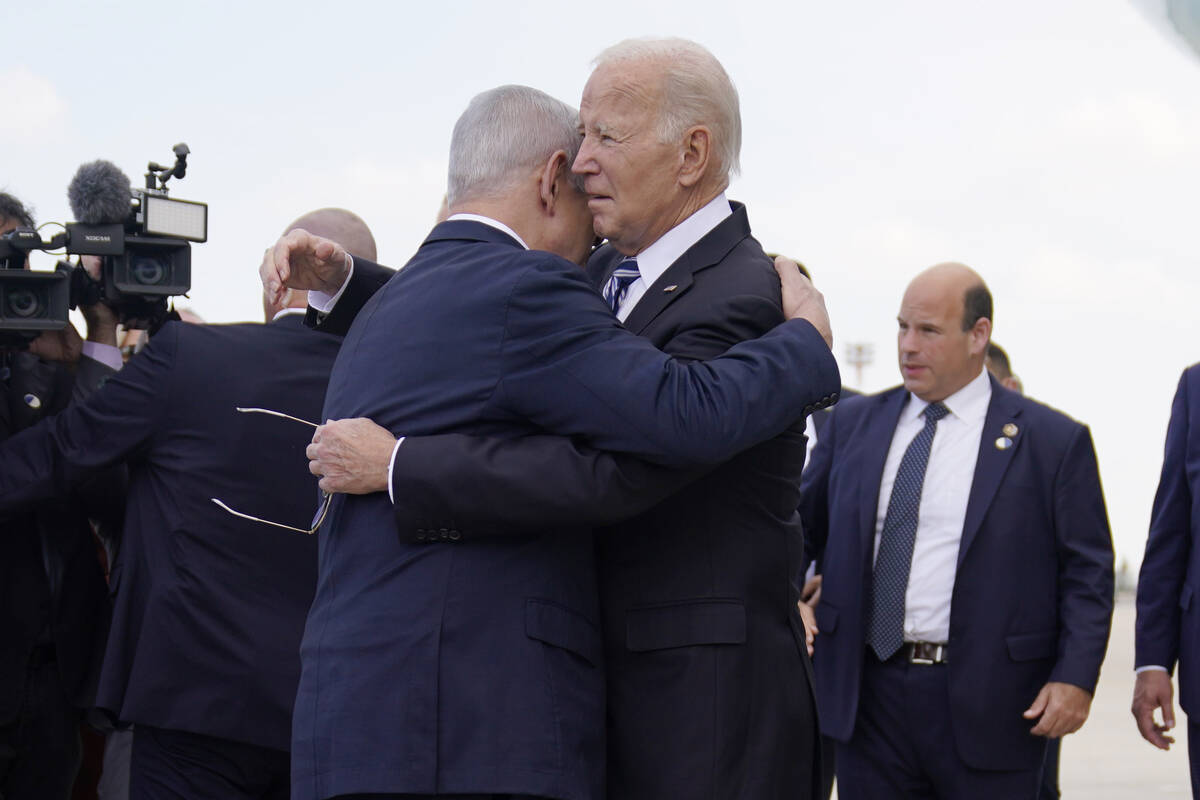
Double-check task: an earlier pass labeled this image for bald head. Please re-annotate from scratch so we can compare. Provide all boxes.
[284,208,376,261]
[896,262,993,403]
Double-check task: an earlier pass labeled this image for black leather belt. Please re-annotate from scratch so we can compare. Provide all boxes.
[902,641,948,665]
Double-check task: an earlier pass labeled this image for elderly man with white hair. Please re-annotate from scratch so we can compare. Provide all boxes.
[263,78,837,799]
[383,39,830,799]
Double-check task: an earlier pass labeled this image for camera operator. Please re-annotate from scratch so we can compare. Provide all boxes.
[0,191,124,799]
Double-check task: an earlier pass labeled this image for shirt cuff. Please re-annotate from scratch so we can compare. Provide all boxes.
[308,253,355,313]
[1135,665,1169,673]
[387,436,405,503]
[81,342,123,371]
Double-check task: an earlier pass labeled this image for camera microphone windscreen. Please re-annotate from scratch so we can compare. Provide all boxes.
[67,160,132,225]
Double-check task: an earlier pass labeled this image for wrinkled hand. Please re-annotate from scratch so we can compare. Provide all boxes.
[1132,669,1176,750]
[78,256,119,346]
[1024,681,1092,738]
[28,322,83,364]
[774,255,832,349]
[261,229,351,308]
[796,598,818,656]
[307,418,397,494]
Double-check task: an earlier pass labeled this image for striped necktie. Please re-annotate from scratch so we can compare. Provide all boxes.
[866,401,950,660]
[602,257,641,314]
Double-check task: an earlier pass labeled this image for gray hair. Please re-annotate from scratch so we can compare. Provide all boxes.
[447,85,582,206]
[594,38,742,183]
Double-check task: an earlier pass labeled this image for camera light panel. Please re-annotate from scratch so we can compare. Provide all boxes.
[144,196,208,242]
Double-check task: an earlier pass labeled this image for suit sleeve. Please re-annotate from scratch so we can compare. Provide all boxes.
[491,258,840,468]
[391,434,702,537]
[305,256,395,336]
[388,275,822,536]
[68,354,128,527]
[1048,424,1116,692]
[1135,369,1195,670]
[0,324,178,515]
[798,406,837,571]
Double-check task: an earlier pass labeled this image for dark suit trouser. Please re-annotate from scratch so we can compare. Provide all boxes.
[1189,718,1200,798]
[130,725,288,800]
[0,646,81,800]
[836,654,1044,800]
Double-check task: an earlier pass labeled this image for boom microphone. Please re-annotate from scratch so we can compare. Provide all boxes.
[67,160,132,225]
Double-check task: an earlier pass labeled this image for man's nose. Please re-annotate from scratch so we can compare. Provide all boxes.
[572,139,597,174]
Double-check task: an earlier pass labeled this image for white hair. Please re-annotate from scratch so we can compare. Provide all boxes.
[447,85,582,206]
[594,38,742,182]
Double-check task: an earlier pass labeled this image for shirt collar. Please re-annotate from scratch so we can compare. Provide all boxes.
[902,367,992,425]
[446,213,529,249]
[629,193,732,288]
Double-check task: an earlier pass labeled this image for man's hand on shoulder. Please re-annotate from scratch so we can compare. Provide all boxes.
[1132,669,1176,750]
[774,255,832,349]
[261,229,351,308]
[1023,681,1092,738]
[307,418,397,495]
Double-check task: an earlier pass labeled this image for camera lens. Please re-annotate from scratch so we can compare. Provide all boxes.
[6,289,44,318]
[130,254,167,286]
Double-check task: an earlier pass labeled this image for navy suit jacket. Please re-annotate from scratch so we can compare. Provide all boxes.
[383,205,838,799]
[1137,364,1200,714]
[0,316,340,751]
[799,377,1114,771]
[291,218,838,800]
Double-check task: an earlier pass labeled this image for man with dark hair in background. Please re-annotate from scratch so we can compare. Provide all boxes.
[0,191,123,799]
[986,341,1024,394]
[0,207,374,799]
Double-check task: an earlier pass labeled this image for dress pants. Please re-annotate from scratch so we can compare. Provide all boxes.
[130,725,288,800]
[836,652,1043,800]
[0,646,81,800]
[1189,718,1200,798]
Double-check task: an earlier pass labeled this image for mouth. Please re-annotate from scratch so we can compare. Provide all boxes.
[901,364,926,376]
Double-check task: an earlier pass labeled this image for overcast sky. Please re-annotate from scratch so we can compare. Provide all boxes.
[4,0,1199,568]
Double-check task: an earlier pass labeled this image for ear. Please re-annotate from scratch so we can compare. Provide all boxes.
[678,125,713,188]
[970,319,993,357]
[538,149,570,213]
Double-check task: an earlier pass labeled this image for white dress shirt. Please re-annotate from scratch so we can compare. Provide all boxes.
[873,368,991,643]
[613,193,732,321]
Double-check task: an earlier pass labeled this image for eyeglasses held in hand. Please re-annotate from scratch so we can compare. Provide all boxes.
[210,407,332,535]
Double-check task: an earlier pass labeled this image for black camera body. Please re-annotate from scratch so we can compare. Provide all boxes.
[0,145,207,340]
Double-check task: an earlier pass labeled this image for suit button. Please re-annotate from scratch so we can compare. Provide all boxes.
[415,530,426,541]
[439,528,450,540]
[449,530,461,541]
[830,392,839,402]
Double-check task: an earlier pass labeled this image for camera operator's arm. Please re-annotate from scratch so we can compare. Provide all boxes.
[0,322,179,516]
[27,257,121,380]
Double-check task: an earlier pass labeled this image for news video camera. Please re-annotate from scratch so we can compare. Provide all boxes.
[0,144,208,346]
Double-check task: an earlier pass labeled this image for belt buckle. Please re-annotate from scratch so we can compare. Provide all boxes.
[909,642,945,665]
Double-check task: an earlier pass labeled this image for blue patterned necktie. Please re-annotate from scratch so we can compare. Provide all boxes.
[602,257,641,314]
[867,401,950,660]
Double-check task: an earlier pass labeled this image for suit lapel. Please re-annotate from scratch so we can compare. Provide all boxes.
[622,203,753,335]
[957,378,1025,568]
[858,389,909,561]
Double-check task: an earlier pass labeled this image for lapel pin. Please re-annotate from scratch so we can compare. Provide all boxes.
[995,436,1012,451]
[1002,423,1019,437]
[663,285,678,293]
[23,393,41,410]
